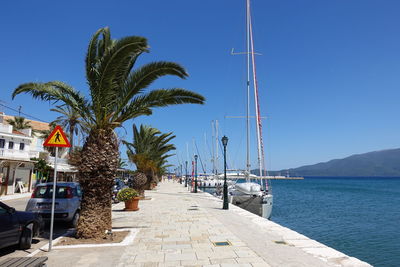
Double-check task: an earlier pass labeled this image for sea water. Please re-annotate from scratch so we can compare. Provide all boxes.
[271,177,400,267]
[206,177,400,267]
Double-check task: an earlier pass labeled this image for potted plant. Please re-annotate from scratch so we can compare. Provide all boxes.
[117,188,140,211]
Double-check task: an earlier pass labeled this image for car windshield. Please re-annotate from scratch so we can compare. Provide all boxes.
[33,186,71,199]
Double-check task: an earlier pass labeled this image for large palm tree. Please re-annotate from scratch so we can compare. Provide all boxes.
[51,105,85,152]
[12,27,205,238]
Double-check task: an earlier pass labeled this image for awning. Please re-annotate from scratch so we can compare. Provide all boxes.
[48,163,78,173]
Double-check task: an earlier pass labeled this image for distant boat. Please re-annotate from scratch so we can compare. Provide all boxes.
[225,0,273,219]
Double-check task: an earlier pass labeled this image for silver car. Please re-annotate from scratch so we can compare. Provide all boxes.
[26,182,82,227]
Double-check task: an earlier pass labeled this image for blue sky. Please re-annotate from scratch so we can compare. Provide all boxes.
[1,0,399,172]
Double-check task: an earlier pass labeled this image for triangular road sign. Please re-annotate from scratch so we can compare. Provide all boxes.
[43,125,71,147]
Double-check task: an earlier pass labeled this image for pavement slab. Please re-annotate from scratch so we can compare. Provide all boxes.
[32,181,371,267]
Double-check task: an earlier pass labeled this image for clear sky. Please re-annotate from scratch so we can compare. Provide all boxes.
[1,0,399,172]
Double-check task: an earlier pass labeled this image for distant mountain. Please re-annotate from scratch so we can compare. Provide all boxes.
[256,148,400,177]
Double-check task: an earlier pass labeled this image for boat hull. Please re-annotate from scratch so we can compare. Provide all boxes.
[229,193,273,219]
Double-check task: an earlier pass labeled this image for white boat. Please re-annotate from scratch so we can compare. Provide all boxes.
[224,0,273,219]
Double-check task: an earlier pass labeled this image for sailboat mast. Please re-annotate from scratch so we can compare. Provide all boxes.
[249,7,264,187]
[246,0,251,181]
[215,120,219,174]
[211,120,215,175]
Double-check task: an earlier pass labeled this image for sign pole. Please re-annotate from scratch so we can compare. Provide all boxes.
[42,125,71,252]
[48,147,58,252]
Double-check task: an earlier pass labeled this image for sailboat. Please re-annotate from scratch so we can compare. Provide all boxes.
[226,0,273,219]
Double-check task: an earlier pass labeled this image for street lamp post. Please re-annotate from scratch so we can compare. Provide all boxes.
[185,161,188,187]
[180,164,182,184]
[194,155,198,193]
[222,136,229,210]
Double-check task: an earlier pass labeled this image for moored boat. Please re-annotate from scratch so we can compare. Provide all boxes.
[223,0,273,219]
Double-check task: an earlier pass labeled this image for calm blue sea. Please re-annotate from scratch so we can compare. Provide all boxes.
[271,177,400,267]
[208,177,400,267]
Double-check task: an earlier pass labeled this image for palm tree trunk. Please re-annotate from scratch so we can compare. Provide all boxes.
[76,129,118,239]
[144,170,153,190]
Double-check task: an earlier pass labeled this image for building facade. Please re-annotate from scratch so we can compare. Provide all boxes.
[0,113,78,196]
[0,113,37,195]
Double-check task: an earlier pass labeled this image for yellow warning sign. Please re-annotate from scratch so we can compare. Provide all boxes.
[43,125,71,147]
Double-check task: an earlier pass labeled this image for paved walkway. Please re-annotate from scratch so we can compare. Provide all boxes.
[37,182,371,267]
[0,192,31,201]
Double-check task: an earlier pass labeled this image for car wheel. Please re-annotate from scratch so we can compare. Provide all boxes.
[19,223,33,250]
[70,211,80,228]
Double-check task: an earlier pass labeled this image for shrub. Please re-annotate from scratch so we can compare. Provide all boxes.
[117,188,139,202]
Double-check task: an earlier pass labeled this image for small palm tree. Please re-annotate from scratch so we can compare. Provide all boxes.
[118,157,128,169]
[124,124,176,192]
[12,27,205,238]
[6,116,32,131]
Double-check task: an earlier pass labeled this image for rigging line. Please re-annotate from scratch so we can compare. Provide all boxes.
[175,152,182,167]
[249,6,263,188]
[246,0,251,177]
[0,102,49,123]
[249,6,269,186]
[204,132,213,159]
[194,140,206,173]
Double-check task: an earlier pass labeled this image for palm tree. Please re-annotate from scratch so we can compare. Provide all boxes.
[6,116,32,130]
[118,157,128,169]
[12,27,205,238]
[51,105,85,152]
[124,124,176,192]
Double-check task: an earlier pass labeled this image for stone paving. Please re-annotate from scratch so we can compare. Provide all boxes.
[115,182,371,267]
[116,183,271,267]
[37,181,372,267]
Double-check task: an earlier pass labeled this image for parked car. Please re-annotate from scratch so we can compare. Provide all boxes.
[26,182,82,228]
[0,201,43,250]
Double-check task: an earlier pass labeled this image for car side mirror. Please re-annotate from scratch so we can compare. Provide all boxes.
[7,207,16,214]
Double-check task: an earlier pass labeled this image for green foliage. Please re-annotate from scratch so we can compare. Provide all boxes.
[6,116,33,131]
[51,105,87,150]
[30,158,51,173]
[12,27,205,133]
[118,157,128,169]
[117,187,138,201]
[124,124,175,178]
[11,27,205,238]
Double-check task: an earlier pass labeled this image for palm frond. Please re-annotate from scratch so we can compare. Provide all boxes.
[93,36,148,118]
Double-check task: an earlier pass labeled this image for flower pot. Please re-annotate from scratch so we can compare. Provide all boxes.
[124,197,140,211]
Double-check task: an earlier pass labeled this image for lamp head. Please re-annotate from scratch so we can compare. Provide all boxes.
[194,155,198,160]
[221,135,228,147]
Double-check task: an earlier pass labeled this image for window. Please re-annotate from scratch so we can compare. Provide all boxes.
[0,139,4,148]
[33,186,71,199]
[19,143,24,150]
[8,141,14,149]
[0,206,7,214]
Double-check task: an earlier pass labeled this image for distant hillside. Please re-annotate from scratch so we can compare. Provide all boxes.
[257,148,400,177]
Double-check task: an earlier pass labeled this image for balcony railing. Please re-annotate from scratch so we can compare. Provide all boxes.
[0,148,30,160]
[0,124,12,133]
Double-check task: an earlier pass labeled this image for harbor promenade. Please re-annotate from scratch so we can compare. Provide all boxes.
[36,181,371,267]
